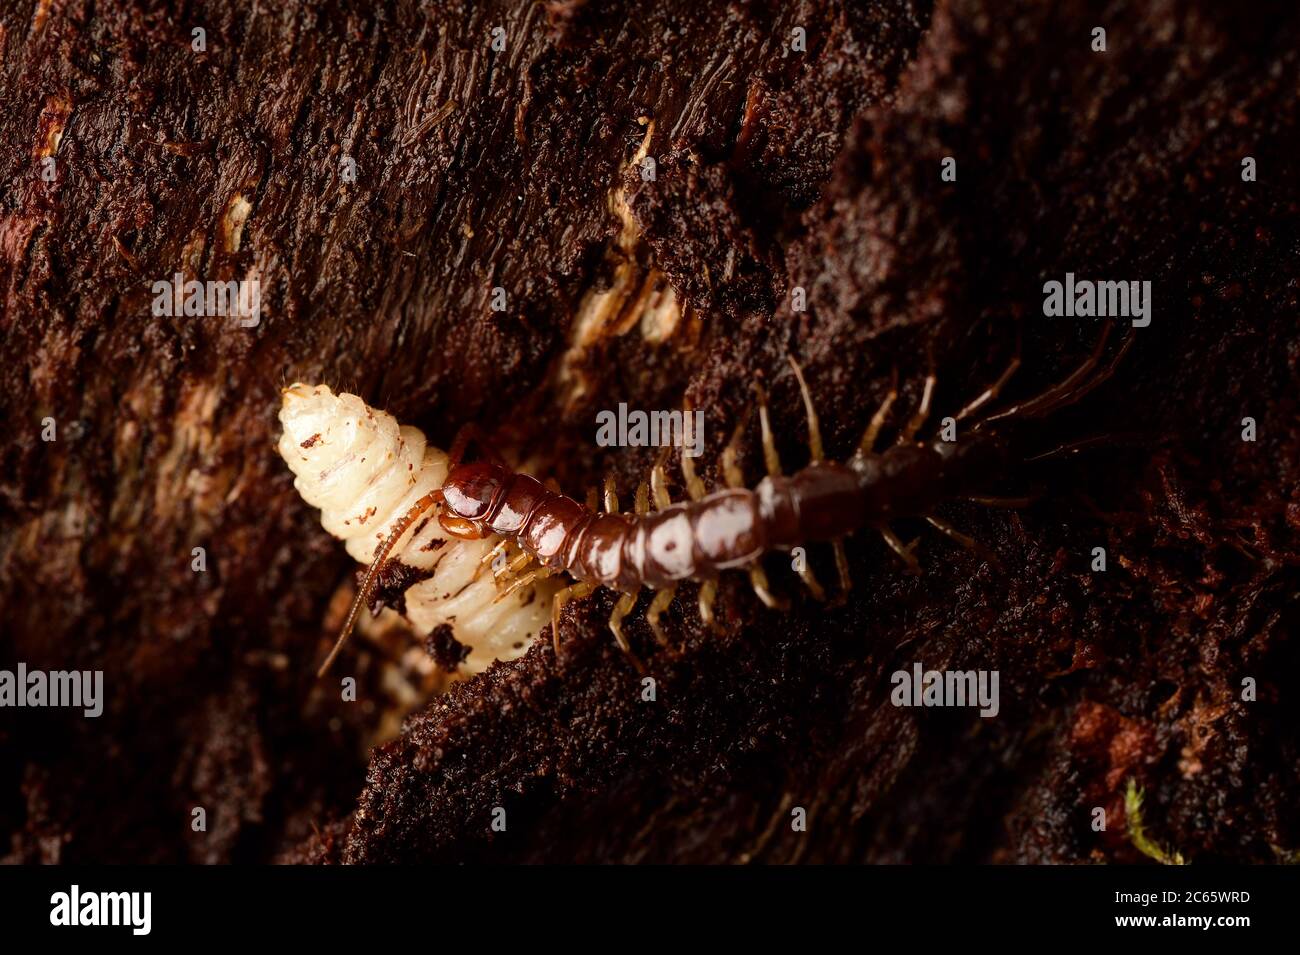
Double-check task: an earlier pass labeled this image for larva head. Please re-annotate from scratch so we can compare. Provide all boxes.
[439,460,505,528]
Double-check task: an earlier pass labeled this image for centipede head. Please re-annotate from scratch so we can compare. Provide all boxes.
[439,459,504,528]
[440,461,499,519]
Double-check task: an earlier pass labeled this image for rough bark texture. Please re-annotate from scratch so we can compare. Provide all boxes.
[2,0,1297,864]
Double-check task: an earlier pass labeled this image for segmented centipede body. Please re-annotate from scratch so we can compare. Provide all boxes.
[308,322,1132,672]
[428,323,1134,658]
[440,435,1002,586]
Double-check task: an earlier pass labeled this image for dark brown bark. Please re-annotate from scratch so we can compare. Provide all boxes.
[1,0,1297,865]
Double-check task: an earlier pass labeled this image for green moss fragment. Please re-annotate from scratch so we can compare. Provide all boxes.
[1124,778,1187,866]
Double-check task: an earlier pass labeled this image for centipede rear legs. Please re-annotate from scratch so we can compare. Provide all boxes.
[901,320,1132,568]
[876,352,1011,571]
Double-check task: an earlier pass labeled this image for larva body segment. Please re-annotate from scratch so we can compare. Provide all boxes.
[278,384,556,673]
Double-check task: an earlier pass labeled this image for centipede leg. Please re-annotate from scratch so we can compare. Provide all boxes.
[955,327,1022,423]
[880,526,921,574]
[646,586,677,645]
[832,540,852,596]
[750,384,795,609]
[748,565,788,610]
[859,370,899,454]
[490,547,533,587]
[634,480,650,515]
[493,566,550,604]
[721,418,747,488]
[788,357,824,462]
[679,400,709,502]
[680,450,707,502]
[925,515,1002,571]
[755,382,783,476]
[608,591,643,669]
[480,539,509,564]
[603,474,619,512]
[787,358,834,601]
[796,562,826,602]
[698,580,717,629]
[899,372,937,445]
[473,538,510,582]
[651,458,673,510]
[550,581,596,658]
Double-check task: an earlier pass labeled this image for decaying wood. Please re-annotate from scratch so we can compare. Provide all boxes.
[1,0,1297,864]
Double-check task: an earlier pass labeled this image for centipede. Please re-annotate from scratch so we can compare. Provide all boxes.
[307,321,1134,677]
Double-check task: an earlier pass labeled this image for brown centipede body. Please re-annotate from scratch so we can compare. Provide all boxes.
[313,321,1134,674]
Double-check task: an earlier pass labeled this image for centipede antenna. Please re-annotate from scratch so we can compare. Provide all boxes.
[447,426,472,469]
[1054,323,1136,414]
[787,357,823,462]
[317,490,441,678]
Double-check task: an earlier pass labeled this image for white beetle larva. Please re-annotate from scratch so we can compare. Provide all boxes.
[278,383,557,674]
